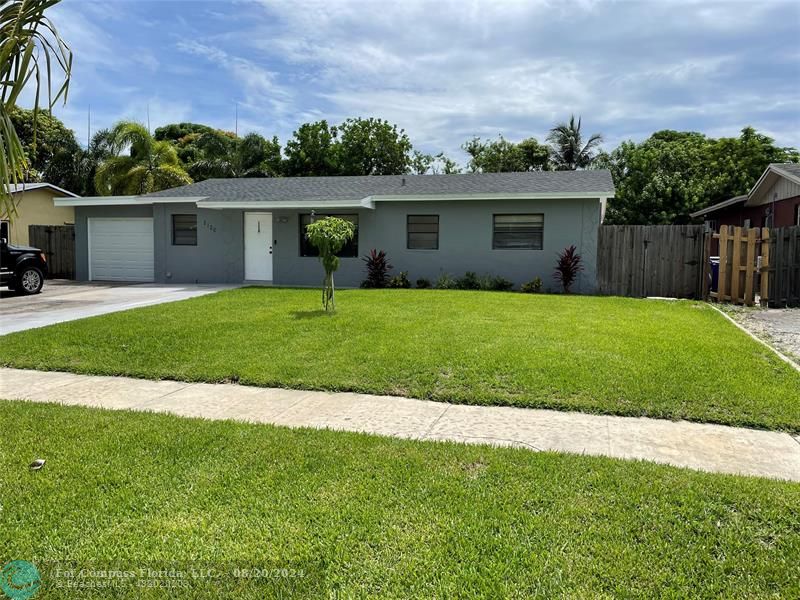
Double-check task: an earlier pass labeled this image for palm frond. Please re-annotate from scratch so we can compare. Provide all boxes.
[0,0,71,219]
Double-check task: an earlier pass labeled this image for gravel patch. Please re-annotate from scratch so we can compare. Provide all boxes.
[723,306,800,362]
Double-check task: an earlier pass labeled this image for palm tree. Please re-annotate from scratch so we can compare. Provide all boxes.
[94,121,192,195]
[1,0,71,221]
[189,131,281,181]
[546,115,603,170]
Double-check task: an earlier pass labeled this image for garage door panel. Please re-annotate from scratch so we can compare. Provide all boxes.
[89,218,154,282]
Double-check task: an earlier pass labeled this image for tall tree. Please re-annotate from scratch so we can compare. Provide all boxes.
[154,122,215,165]
[8,105,80,181]
[463,135,549,172]
[284,120,340,176]
[337,117,412,176]
[95,121,191,195]
[189,130,281,180]
[1,0,72,220]
[601,128,799,225]
[546,115,603,170]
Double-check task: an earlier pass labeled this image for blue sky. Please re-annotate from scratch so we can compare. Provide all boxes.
[45,0,800,164]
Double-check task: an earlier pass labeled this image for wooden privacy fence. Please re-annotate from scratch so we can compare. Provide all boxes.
[28,224,75,279]
[597,225,705,298]
[768,226,800,307]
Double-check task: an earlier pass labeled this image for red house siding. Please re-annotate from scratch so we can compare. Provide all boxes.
[709,195,800,229]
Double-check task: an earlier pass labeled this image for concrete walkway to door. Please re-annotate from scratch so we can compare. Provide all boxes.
[2,367,799,481]
[0,281,238,335]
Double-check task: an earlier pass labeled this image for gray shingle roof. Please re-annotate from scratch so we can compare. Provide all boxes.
[772,162,800,180]
[144,170,614,203]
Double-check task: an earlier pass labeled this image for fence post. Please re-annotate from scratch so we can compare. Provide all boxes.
[760,227,770,306]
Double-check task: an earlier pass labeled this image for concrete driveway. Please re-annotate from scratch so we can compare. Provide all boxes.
[0,280,238,335]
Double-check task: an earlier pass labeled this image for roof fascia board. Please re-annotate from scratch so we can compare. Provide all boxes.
[370,192,608,202]
[198,199,375,210]
[54,196,207,207]
[8,183,79,197]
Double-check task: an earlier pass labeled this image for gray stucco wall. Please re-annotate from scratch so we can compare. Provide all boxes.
[76,198,600,292]
[273,198,600,292]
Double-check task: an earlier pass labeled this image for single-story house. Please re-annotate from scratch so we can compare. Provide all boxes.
[1,183,78,246]
[54,170,615,292]
[690,163,800,229]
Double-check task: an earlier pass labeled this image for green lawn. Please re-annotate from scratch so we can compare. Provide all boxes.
[1,401,797,598]
[1,288,798,431]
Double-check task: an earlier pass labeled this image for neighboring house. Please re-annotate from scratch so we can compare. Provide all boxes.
[690,163,800,229]
[1,183,79,246]
[55,171,615,292]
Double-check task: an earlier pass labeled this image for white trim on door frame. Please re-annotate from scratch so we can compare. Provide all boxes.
[244,211,273,281]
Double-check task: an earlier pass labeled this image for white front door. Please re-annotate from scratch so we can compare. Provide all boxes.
[244,212,273,281]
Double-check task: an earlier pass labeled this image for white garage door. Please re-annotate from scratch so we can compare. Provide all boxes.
[89,218,154,282]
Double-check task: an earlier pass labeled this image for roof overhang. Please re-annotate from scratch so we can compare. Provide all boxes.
[746,164,800,206]
[54,196,208,207]
[690,195,748,219]
[9,183,79,197]
[198,198,375,210]
[369,191,610,202]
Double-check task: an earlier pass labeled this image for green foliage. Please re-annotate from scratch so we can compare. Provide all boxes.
[8,105,80,181]
[546,115,603,170]
[410,151,461,174]
[189,130,282,180]
[455,271,482,290]
[435,273,457,289]
[0,0,72,220]
[387,271,411,288]
[415,278,431,289]
[521,277,543,294]
[337,117,412,175]
[481,274,514,292]
[602,127,799,224]
[305,216,356,310]
[94,121,192,195]
[284,120,340,176]
[463,135,549,172]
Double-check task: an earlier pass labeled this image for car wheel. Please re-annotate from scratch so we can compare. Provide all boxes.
[17,267,44,295]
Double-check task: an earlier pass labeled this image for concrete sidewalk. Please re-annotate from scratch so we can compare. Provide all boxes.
[2,367,799,481]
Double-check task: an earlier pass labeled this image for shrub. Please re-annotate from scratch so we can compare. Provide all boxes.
[388,271,411,288]
[481,275,514,292]
[361,249,392,288]
[521,277,543,294]
[554,245,583,293]
[436,273,457,289]
[455,271,481,290]
[305,216,355,311]
[416,278,431,289]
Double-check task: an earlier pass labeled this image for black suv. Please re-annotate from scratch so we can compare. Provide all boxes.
[0,238,48,294]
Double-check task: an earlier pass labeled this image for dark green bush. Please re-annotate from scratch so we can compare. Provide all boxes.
[388,271,411,288]
[482,275,514,291]
[521,277,543,294]
[436,273,457,289]
[455,271,482,290]
[416,278,431,289]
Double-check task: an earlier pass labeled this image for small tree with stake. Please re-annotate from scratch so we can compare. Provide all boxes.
[305,216,355,311]
[554,245,583,293]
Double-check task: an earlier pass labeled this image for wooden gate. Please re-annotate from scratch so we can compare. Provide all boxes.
[703,226,769,306]
[768,226,800,307]
[597,225,705,298]
[28,224,75,279]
